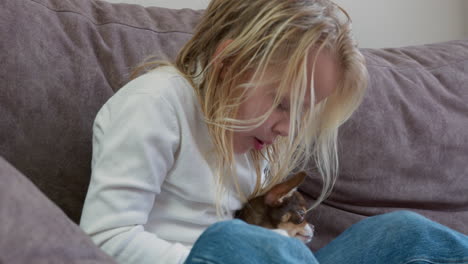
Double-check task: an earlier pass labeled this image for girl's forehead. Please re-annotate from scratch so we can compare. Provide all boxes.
[308,48,341,104]
[247,47,339,106]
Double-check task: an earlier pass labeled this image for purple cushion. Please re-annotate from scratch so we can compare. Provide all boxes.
[0,157,116,263]
[1,0,467,253]
[301,39,468,250]
[0,0,201,222]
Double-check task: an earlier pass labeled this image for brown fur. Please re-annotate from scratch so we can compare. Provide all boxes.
[234,172,314,243]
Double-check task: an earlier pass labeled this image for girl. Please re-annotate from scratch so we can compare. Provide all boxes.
[80,0,468,263]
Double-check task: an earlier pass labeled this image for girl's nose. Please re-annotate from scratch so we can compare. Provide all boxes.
[273,116,290,138]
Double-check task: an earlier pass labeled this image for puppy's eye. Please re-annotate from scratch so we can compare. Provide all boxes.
[297,209,306,218]
[292,209,306,224]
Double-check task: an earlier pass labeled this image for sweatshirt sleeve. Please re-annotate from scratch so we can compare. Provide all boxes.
[80,87,189,264]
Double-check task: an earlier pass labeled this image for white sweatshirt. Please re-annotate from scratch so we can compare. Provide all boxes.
[80,66,264,264]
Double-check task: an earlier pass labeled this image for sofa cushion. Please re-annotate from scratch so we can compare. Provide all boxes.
[0,0,201,222]
[301,39,468,250]
[2,0,467,253]
[0,157,116,263]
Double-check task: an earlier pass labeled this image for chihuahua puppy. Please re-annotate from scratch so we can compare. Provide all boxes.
[234,172,314,243]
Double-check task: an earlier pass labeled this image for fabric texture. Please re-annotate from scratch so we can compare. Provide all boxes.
[1,0,467,256]
[301,40,468,250]
[80,66,263,264]
[185,219,318,264]
[185,211,468,264]
[0,157,116,264]
[0,0,202,223]
[315,211,468,264]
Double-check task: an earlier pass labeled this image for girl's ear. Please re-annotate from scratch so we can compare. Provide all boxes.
[212,39,234,69]
[264,172,307,207]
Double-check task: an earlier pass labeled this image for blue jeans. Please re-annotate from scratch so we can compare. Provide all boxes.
[184,211,468,264]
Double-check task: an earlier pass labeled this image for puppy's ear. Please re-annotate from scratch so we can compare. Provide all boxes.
[264,172,307,207]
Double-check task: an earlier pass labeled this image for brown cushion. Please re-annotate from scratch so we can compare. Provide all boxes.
[0,0,201,222]
[301,39,468,250]
[0,157,116,263]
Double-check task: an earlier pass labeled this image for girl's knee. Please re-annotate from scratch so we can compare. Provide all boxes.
[204,219,247,238]
[372,210,428,226]
[319,211,468,263]
[352,210,432,237]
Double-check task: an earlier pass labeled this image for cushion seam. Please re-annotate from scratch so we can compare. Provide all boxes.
[29,0,194,35]
[366,58,468,72]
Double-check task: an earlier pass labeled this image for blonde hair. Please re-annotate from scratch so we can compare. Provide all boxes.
[133,0,368,216]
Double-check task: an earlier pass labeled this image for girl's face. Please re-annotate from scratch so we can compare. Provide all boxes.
[233,48,340,154]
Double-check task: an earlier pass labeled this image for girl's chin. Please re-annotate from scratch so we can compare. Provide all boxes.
[234,146,250,155]
[233,142,253,154]
[233,146,251,154]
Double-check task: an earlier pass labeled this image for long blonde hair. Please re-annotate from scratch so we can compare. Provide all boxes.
[133,0,368,216]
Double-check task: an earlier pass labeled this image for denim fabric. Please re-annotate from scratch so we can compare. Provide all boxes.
[185,211,468,264]
[315,211,468,264]
[185,219,318,264]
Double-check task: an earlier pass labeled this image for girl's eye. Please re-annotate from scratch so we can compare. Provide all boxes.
[277,99,289,112]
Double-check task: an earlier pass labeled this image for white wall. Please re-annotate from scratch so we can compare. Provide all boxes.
[333,0,467,48]
[465,1,468,37]
[104,0,468,48]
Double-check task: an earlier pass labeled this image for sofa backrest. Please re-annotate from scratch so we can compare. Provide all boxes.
[300,40,468,249]
[0,0,201,222]
[1,0,467,251]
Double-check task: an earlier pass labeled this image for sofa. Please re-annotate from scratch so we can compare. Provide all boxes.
[1,0,467,262]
